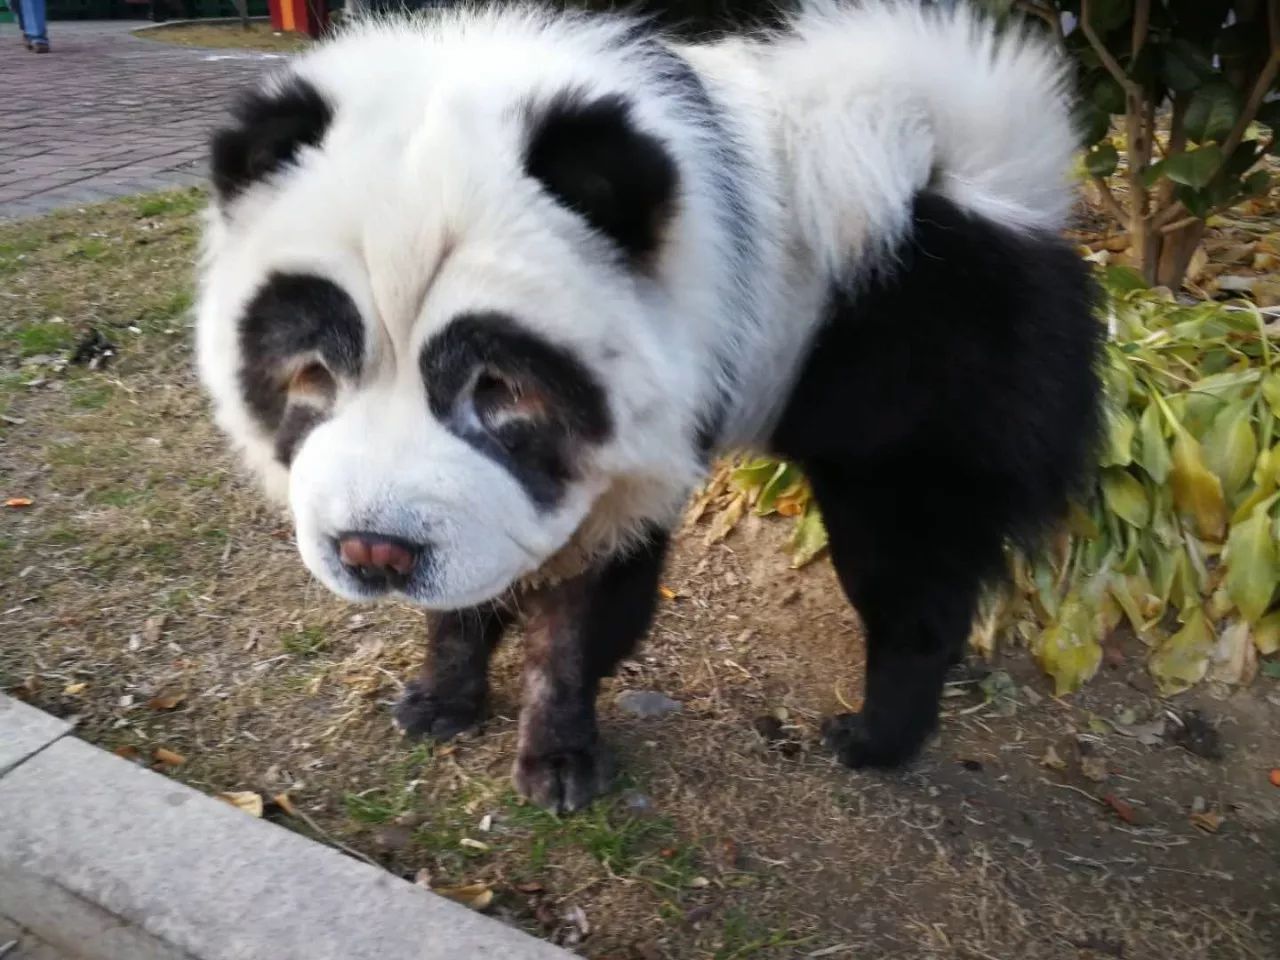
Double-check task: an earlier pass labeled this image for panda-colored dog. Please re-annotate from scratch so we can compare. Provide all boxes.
[197,1,1102,812]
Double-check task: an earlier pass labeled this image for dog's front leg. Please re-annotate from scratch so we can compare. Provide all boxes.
[513,534,668,813]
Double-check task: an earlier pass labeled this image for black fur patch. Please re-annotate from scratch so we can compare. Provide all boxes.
[273,403,327,466]
[420,312,611,509]
[211,77,333,203]
[524,92,678,262]
[771,191,1103,768]
[238,273,364,445]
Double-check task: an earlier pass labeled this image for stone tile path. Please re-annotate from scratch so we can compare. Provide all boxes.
[0,20,282,219]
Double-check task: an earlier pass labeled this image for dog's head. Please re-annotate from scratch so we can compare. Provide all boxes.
[196,18,716,608]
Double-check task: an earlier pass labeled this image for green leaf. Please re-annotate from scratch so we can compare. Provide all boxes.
[1149,608,1215,694]
[1262,373,1280,421]
[1073,100,1111,148]
[1140,159,1167,189]
[789,503,828,569]
[1101,468,1151,528]
[1202,401,1257,495]
[1163,144,1224,190]
[1035,595,1102,696]
[1085,143,1119,178]
[1255,611,1280,655]
[1225,504,1280,622]
[1184,81,1242,144]
[1091,74,1127,115]
[1103,265,1149,296]
[731,458,781,493]
[755,462,802,516]
[1100,407,1136,467]
[1243,170,1271,198]
[1137,402,1172,483]
[1170,426,1228,541]
[1160,38,1214,93]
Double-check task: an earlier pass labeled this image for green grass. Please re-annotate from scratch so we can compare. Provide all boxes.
[281,626,330,657]
[134,190,205,219]
[16,323,75,357]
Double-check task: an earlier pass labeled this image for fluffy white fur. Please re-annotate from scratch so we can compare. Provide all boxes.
[197,1,1076,608]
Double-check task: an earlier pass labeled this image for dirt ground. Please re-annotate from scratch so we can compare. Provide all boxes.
[1,192,1278,959]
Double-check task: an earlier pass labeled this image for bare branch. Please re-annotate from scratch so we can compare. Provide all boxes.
[1080,0,1142,100]
[1091,176,1129,225]
[1013,1,1063,42]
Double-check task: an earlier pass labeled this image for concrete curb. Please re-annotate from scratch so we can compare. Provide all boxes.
[0,694,572,960]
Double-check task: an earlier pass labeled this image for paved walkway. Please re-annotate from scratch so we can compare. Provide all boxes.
[0,21,283,219]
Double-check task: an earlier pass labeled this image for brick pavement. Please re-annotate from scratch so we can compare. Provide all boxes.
[0,21,283,219]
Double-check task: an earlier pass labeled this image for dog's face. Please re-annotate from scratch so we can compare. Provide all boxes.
[197,28,712,609]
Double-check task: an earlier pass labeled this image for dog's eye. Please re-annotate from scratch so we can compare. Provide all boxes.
[473,367,546,428]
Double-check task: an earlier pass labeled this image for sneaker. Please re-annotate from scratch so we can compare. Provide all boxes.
[32,40,49,53]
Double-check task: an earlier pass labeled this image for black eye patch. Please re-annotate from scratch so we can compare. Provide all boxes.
[238,272,364,462]
[420,312,612,509]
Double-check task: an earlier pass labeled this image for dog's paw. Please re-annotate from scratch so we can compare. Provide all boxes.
[393,683,482,741]
[513,742,614,814]
[821,712,916,770]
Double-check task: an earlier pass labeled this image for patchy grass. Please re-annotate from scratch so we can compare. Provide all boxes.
[1,191,1277,959]
[134,21,313,54]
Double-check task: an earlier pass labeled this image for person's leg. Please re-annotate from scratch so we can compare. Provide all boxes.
[20,0,47,49]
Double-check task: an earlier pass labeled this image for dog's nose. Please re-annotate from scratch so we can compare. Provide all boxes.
[336,532,421,588]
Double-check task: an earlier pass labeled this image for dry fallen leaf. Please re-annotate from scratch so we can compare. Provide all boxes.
[1040,745,1067,772]
[142,615,167,645]
[5,497,33,508]
[516,882,544,894]
[152,747,186,767]
[1103,793,1137,824]
[658,585,677,601]
[1270,769,1280,788]
[272,792,297,817]
[459,838,490,852]
[432,882,494,911]
[146,692,185,711]
[113,745,140,761]
[62,681,87,696]
[1080,756,1109,783]
[1190,811,1224,834]
[216,791,265,817]
[704,492,747,546]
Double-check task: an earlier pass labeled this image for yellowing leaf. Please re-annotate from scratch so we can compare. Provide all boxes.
[704,492,748,546]
[1255,611,1280,655]
[1137,402,1172,483]
[1149,609,1215,695]
[5,497,33,508]
[1262,372,1280,420]
[1100,407,1136,467]
[789,504,828,568]
[1203,402,1257,495]
[1035,596,1101,696]
[272,792,298,816]
[216,791,264,817]
[152,747,186,767]
[1225,500,1280,622]
[62,681,87,695]
[147,691,186,711]
[432,882,494,911]
[1208,620,1258,686]
[658,585,677,601]
[1170,428,1227,541]
[1101,468,1150,527]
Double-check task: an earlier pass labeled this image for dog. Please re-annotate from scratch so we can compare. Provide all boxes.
[196,1,1102,813]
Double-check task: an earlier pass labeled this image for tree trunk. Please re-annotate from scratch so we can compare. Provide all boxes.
[234,0,249,30]
[1154,222,1206,290]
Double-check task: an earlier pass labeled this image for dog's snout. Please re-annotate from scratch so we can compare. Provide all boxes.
[336,532,422,588]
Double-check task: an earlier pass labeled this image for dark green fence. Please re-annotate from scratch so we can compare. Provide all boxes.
[47,0,271,19]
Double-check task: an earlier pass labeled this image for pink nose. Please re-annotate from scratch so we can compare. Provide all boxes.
[337,532,419,584]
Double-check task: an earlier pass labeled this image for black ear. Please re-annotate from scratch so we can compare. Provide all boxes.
[524,93,678,262]
[211,77,333,203]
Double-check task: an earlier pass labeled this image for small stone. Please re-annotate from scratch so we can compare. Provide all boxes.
[373,824,414,851]
[615,690,682,719]
[621,790,655,817]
